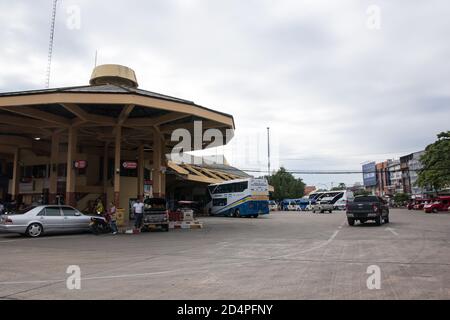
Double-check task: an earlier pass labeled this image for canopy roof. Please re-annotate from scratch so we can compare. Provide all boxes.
[0,81,235,151]
[167,160,250,185]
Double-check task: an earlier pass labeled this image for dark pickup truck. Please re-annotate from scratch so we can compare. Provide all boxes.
[346,196,389,226]
[142,198,169,232]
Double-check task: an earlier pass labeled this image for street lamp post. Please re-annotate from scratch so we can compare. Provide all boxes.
[267,127,270,177]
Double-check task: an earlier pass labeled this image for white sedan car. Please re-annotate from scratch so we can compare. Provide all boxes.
[0,205,98,237]
[268,201,278,211]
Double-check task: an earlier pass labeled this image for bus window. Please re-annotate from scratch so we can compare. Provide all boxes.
[208,185,217,194]
[237,182,248,192]
[213,198,227,206]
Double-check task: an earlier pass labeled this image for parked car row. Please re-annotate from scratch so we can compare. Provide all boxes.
[278,199,314,211]
[268,198,348,213]
[407,196,450,213]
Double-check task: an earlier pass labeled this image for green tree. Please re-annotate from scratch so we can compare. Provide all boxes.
[331,183,347,191]
[417,131,450,191]
[354,189,370,197]
[267,167,305,201]
[393,192,409,205]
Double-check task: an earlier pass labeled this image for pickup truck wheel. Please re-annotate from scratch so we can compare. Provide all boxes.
[375,215,383,226]
[347,218,355,226]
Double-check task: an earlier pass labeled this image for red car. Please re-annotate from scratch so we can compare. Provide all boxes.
[423,196,450,213]
[408,199,432,210]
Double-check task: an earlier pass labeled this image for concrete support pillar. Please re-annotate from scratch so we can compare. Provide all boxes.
[11,148,20,201]
[114,126,121,207]
[65,127,77,207]
[103,142,109,204]
[0,159,6,176]
[152,128,162,198]
[137,144,145,201]
[49,132,60,204]
[161,143,166,198]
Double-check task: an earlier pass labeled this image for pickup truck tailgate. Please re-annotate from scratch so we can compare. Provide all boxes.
[143,210,167,223]
[347,203,375,213]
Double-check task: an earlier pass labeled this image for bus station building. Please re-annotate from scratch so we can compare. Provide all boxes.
[0,64,245,219]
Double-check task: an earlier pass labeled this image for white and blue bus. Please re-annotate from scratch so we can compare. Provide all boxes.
[207,178,270,218]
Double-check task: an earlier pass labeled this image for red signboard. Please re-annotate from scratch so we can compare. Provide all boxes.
[122,161,137,169]
[73,160,88,169]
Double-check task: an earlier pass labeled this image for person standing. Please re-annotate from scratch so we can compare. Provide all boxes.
[108,202,118,235]
[133,199,145,230]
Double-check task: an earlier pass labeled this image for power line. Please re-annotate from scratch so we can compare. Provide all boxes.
[185,166,449,175]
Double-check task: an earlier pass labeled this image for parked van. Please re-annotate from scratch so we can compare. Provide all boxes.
[309,190,355,210]
[281,199,299,211]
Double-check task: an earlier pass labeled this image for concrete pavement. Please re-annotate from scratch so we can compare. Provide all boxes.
[0,209,449,299]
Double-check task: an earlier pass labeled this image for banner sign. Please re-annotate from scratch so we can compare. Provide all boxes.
[123,161,138,169]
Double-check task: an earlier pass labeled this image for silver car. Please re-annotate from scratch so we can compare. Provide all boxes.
[0,205,98,237]
[312,197,334,213]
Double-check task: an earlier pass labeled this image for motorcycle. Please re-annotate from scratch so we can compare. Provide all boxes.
[89,215,111,235]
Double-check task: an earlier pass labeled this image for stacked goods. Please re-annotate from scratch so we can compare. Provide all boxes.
[169,220,203,229]
[169,211,183,221]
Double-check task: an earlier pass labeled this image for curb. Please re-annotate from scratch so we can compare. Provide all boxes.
[118,221,204,233]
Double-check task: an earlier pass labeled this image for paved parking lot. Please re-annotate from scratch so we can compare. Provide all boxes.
[0,209,449,299]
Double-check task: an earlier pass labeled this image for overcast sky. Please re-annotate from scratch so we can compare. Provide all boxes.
[1,0,449,188]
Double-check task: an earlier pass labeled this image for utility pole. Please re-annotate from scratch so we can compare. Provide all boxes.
[267,127,271,176]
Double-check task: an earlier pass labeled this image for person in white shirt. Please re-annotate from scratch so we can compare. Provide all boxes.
[108,202,118,235]
[133,199,145,229]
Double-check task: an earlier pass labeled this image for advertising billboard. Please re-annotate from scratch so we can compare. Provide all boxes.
[362,162,377,187]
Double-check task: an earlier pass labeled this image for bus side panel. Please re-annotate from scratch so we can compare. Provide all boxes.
[238,201,270,216]
[214,200,269,216]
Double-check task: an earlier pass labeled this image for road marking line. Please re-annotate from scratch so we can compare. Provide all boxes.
[0,269,181,286]
[385,227,399,236]
[271,228,341,259]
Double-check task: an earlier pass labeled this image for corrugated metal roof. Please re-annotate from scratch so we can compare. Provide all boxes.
[64,84,131,94]
[167,156,251,179]
[0,84,194,104]
[202,163,251,178]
